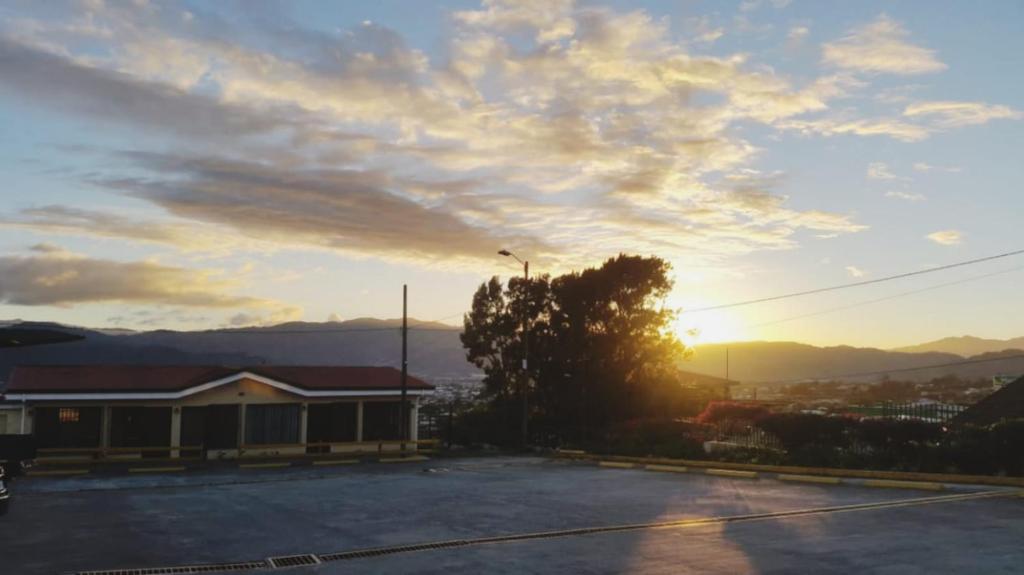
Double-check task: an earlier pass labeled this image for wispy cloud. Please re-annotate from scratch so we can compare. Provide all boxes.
[912,162,962,173]
[885,190,925,201]
[926,230,964,246]
[0,246,299,318]
[822,15,946,75]
[904,101,1022,128]
[845,265,866,277]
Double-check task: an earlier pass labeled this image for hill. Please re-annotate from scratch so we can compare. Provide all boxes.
[3,320,1023,385]
[892,335,1024,357]
[0,319,473,383]
[684,341,1024,383]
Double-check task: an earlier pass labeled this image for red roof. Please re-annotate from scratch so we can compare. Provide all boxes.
[5,365,433,394]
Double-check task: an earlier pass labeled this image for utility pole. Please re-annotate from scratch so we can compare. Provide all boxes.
[400,284,408,452]
[521,260,529,449]
[498,249,530,449]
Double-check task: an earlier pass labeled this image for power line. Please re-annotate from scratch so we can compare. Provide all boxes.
[750,265,1024,328]
[684,248,1024,314]
[776,352,1024,384]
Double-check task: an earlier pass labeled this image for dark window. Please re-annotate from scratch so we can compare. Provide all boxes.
[307,402,358,445]
[109,407,171,455]
[245,404,300,445]
[363,402,402,441]
[34,406,102,448]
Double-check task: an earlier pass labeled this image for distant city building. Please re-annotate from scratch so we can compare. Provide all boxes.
[0,365,433,458]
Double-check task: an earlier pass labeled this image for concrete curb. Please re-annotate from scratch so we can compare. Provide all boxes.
[559,451,1016,491]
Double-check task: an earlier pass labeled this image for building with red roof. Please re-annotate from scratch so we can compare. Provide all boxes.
[1,365,433,459]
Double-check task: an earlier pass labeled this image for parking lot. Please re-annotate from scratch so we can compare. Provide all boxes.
[3,456,1023,574]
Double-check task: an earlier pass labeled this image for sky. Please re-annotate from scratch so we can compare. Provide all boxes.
[0,0,1022,349]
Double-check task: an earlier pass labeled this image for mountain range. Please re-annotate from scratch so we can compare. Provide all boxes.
[0,319,1022,385]
[891,335,1024,357]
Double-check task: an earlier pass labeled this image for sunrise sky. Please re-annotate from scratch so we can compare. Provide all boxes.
[1,0,1022,348]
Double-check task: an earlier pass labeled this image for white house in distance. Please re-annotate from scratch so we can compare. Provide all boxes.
[0,365,433,459]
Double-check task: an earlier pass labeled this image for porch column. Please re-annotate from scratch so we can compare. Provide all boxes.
[101,406,112,454]
[355,400,364,443]
[299,403,308,444]
[238,403,247,455]
[410,398,419,442]
[170,407,182,458]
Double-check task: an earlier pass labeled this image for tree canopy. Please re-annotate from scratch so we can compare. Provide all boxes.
[461,254,690,442]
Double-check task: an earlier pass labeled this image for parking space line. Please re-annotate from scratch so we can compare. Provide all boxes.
[705,468,759,479]
[128,466,186,474]
[645,464,688,473]
[379,455,430,463]
[598,461,634,469]
[863,479,943,491]
[26,469,90,477]
[777,474,842,485]
[239,462,291,469]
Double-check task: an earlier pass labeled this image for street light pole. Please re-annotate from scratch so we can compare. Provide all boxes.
[498,249,529,448]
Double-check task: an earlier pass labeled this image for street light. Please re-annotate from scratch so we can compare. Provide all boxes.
[499,249,529,448]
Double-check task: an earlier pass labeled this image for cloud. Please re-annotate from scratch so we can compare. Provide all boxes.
[0,205,258,254]
[904,101,1022,128]
[822,15,946,75]
[778,116,929,142]
[885,190,925,201]
[91,151,553,266]
[912,162,961,173]
[845,265,865,278]
[866,162,901,181]
[0,247,299,315]
[0,2,870,274]
[926,230,964,246]
[786,25,809,49]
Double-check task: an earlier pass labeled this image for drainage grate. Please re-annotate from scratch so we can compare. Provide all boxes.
[266,555,321,568]
[75,560,269,575]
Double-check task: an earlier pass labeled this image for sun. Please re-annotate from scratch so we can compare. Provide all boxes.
[673,308,749,345]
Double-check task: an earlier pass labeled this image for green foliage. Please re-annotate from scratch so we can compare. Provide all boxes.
[756,413,851,452]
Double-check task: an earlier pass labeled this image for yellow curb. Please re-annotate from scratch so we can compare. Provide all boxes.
[26,469,90,477]
[559,449,586,455]
[863,479,943,491]
[777,474,842,485]
[598,461,635,469]
[128,466,185,474]
[312,459,359,466]
[239,462,291,469]
[706,468,759,479]
[379,455,430,463]
[645,464,689,473]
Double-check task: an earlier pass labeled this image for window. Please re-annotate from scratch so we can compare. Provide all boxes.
[59,408,80,423]
[245,404,300,445]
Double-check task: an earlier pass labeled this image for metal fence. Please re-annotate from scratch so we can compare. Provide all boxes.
[879,402,966,422]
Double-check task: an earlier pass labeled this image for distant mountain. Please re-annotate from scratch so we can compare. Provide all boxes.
[684,341,1024,384]
[0,318,475,383]
[3,319,1022,386]
[892,335,1024,357]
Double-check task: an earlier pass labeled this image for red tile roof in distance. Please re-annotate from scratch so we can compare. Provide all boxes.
[5,365,433,394]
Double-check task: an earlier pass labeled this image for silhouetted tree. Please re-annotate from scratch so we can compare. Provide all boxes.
[462,254,687,443]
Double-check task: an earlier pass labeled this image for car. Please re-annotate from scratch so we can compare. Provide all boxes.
[0,464,9,516]
[0,435,37,517]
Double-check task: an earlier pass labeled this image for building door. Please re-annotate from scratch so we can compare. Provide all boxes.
[204,404,240,451]
[109,407,172,458]
[307,402,357,453]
